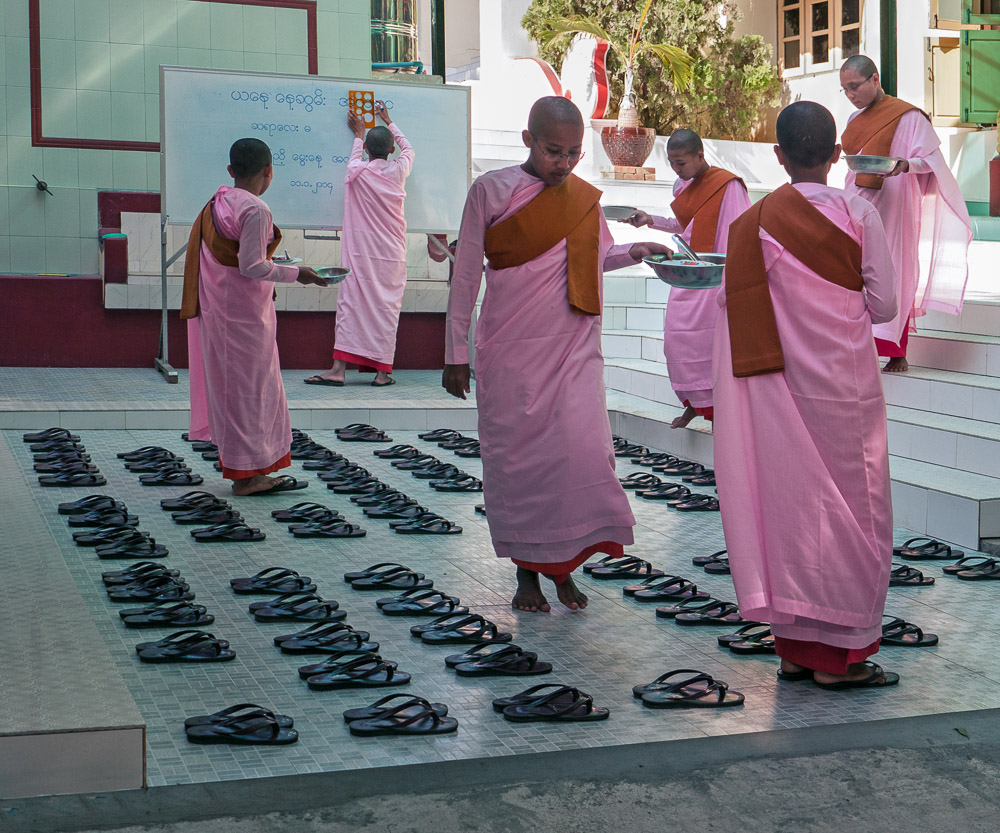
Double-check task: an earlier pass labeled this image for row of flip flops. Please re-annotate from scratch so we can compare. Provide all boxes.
[385,445,483,492]
[61,494,169,559]
[417,428,481,458]
[104,561,191,607]
[160,490,266,542]
[620,472,719,511]
[118,445,203,487]
[271,501,366,538]
[26,428,108,487]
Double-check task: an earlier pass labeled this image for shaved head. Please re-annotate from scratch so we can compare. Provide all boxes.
[841,54,878,78]
[776,101,837,168]
[365,125,393,158]
[527,96,583,138]
[667,129,703,155]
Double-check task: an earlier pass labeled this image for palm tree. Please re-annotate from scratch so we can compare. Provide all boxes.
[536,0,694,128]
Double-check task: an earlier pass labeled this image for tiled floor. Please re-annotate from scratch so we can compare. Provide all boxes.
[5,413,1000,789]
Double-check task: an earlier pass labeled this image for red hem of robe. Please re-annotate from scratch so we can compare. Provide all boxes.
[773,635,881,674]
[221,451,292,481]
[513,541,624,586]
[333,349,393,374]
[875,327,909,358]
[682,399,715,421]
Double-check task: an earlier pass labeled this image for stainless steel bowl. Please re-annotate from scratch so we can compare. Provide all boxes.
[601,205,638,221]
[316,266,351,284]
[845,155,900,175]
[643,253,725,289]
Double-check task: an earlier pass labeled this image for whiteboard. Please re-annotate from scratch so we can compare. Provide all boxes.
[160,66,470,232]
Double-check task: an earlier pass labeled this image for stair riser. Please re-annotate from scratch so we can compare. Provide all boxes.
[601,334,666,364]
[906,335,1000,376]
[889,421,1000,476]
[891,483,999,550]
[882,373,1000,423]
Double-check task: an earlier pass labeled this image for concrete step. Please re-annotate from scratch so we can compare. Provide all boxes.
[607,387,1000,551]
[907,329,1000,376]
[601,328,665,364]
[922,299,1000,338]
[888,405,1000,477]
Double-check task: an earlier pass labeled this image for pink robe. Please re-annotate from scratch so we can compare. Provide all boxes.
[186,317,211,442]
[446,166,637,566]
[649,178,750,410]
[192,185,298,474]
[334,123,414,369]
[844,107,972,347]
[713,182,897,649]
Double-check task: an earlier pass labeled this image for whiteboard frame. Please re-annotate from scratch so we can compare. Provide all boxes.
[158,64,472,233]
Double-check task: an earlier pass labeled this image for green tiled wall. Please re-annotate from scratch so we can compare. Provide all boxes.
[1,0,371,275]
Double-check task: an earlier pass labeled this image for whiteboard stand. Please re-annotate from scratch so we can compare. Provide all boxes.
[154,215,184,384]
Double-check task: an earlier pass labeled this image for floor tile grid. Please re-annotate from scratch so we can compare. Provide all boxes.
[4,426,1000,788]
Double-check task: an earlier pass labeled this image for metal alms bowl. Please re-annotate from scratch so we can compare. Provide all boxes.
[845,155,900,175]
[601,205,638,221]
[643,252,726,289]
[316,266,351,284]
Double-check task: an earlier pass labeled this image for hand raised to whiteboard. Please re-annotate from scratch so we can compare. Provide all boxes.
[347,110,365,139]
[296,266,330,287]
[374,100,392,125]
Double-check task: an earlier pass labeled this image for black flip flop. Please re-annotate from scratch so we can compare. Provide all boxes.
[349,703,458,736]
[58,495,122,515]
[674,600,746,626]
[306,655,410,690]
[246,475,309,496]
[655,596,724,619]
[343,694,448,723]
[454,645,552,677]
[39,472,107,487]
[813,661,900,690]
[629,576,703,603]
[186,710,297,744]
[895,538,965,561]
[881,616,938,647]
[160,491,226,511]
[501,686,609,722]
[446,641,520,669]
[290,520,367,538]
[230,568,316,595]
[639,670,744,708]
[191,522,266,543]
[944,556,997,576]
[122,602,214,628]
[24,428,80,443]
[393,518,463,535]
[589,556,663,580]
[304,376,344,386]
[674,495,720,512]
[420,614,512,645]
[889,563,935,587]
[137,630,235,663]
[185,704,293,730]
[692,549,727,567]
[279,629,378,655]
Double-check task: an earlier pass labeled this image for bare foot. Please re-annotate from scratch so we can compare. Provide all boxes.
[813,661,888,686]
[313,370,345,384]
[372,371,395,387]
[671,405,697,429]
[546,574,588,611]
[512,567,550,612]
[232,474,277,496]
[882,357,909,373]
[781,659,807,674]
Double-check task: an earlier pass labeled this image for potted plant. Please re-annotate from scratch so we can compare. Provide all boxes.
[537,0,693,167]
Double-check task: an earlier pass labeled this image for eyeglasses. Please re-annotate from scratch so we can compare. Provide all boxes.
[538,148,585,162]
[840,73,874,94]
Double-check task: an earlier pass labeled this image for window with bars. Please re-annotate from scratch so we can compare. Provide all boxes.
[780,0,863,75]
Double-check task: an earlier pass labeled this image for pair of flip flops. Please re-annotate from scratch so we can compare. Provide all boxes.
[655,597,747,626]
[889,563,935,587]
[160,491,226,512]
[947,556,1000,581]
[633,669,745,708]
[186,704,298,745]
[584,555,664,581]
[190,521,266,542]
[103,561,179,586]
[493,684,609,722]
[718,623,775,655]
[24,427,80,444]
[374,444,423,459]
[430,475,483,492]
[271,501,340,523]
[448,644,552,677]
[275,622,378,655]
[139,470,203,487]
[695,551,730,575]
[245,475,309,495]
[345,563,432,591]
[893,537,965,561]
[251,592,346,624]
[394,515,463,535]
[300,651,410,690]
[411,612,512,645]
[376,588,468,617]
[882,615,938,647]
[623,574,704,603]
[73,524,144,547]
[290,518,367,538]
[620,472,662,490]
[108,574,192,602]
[58,494,124,515]
[95,531,169,560]
[173,505,243,526]
[613,437,648,458]
[137,630,235,663]
[674,495,720,512]
[67,506,138,528]
[39,471,107,487]
[120,600,215,628]
[336,424,392,443]
[230,567,316,595]
[343,694,457,736]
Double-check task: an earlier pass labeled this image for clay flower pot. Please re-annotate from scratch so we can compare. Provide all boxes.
[601,125,656,167]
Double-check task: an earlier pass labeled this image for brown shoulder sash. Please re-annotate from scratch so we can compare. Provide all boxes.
[725,184,863,378]
[671,167,743,252]
[484,173,603,316]
[841,95,925,191]
[180,198,282,319]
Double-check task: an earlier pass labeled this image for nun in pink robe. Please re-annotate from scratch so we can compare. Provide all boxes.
[192,185,298,478]
[645,177,750,416]
[844,108,972,356]
[446,165,638,581]
[713,182,897,671]
[332,123,414,373]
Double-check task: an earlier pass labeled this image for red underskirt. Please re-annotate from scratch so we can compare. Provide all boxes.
[875,327,909,359]
[773,635,881,675]
[682,400,715,422]
[513,541,624,586]
[221,451,292,481]
[333,349,393,374]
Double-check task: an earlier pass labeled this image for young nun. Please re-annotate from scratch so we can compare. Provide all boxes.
[306,101,414,387]
[840,54,971,373]
[182,138,328,496]
[443,96,670,612]
[625,128,750,427]
[714,101,900,688]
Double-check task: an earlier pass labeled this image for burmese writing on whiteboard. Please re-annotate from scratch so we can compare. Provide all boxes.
[229,88,328,112]
[251,122,307,136]
[289,180,336,195]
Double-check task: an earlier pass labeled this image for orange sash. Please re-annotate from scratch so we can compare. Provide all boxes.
[484,174,603,316]
[180,199,283,319]
[725,184,863,378]
[671,167,743,252]
[841,95,926,191]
